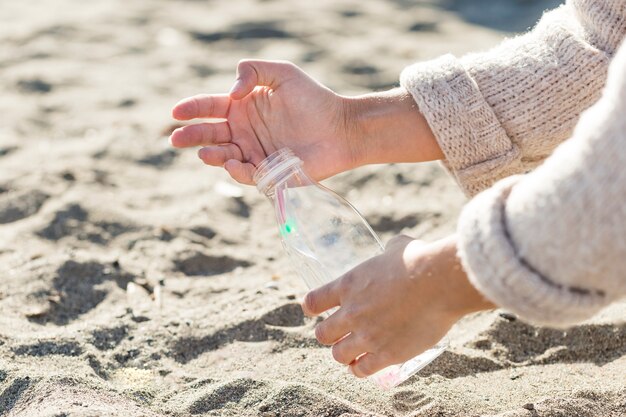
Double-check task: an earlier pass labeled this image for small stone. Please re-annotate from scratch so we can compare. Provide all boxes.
[522,403,535,411]
[47,292,61,304]
[127,282,152,317]
[264,281,279,290]
[131,315,150,323]
[499,312,517,321]
[509,371,523,380]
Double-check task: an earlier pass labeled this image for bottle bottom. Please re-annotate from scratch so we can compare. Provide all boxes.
[368,341,447,390]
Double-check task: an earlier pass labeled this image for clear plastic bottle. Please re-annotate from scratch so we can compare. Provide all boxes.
[254,148,446,389]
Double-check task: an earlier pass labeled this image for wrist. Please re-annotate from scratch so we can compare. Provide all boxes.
[341,88,443,167]
[424,236,496,320]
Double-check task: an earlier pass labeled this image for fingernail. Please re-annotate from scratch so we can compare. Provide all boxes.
[229,78,243,96]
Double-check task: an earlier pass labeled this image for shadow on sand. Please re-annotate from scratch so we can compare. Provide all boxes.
[439,0,564,33]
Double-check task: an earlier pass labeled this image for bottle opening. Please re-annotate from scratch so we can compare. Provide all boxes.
[253,148,303,195]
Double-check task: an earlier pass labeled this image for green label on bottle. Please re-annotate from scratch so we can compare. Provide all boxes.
[280,218,296,237]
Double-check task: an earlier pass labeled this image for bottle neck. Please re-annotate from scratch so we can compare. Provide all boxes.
[254,148,314,198]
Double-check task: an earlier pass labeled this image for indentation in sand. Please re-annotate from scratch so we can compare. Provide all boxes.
[257,384,360,417]
[173,251,252,276]
[37,203,138,245]
[137,149,179,168]
[0,146,18,158]
[27,260,135,325]
[188,378,268,414]
[90,325,129,351]
[16,78,53,94]
[12,340,82,357]
[0,376,32,415]
[190,21,293,43]
[392,390,434,413]
[419,350,503,379]
[189,226,217,240]
[470,317,626,366]
[0,190,48,224]
[261,303,306,327]
[170,303,318,364]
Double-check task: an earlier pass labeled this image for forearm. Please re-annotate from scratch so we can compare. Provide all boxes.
[457,41,626,326]
[341,88,443,168]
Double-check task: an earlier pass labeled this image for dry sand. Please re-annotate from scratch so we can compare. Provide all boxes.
[0,0,624,416]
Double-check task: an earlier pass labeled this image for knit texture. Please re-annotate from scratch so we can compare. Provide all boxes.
[400,0,625,196]
[458,39,626,327]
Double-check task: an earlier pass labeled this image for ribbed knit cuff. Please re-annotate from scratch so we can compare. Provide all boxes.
[400,55,522,197]
[457,176,609,327]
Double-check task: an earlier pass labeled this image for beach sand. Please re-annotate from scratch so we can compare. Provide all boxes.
[0,0,624,416]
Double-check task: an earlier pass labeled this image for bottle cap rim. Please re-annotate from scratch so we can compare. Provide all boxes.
[253,148,302,193]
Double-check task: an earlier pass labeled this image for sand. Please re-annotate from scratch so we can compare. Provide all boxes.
[0,0,624,416]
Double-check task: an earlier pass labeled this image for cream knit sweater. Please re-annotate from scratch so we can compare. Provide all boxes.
[400,0,626,327]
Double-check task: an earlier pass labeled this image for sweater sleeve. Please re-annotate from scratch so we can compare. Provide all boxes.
[456,40,626,327]
[400,0,626,196]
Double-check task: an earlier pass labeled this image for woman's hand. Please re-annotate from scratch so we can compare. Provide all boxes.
[302,235,494,378]
[170,60,442,185]
[170,60,361,184]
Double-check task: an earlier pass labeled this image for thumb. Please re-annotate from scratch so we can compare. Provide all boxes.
[229,59,296,100]
[224,159,256,185]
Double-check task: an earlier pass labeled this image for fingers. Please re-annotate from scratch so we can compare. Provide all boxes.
[302,278,342,317]
[169,122,232,148]
[198,144,243,167]
[331,333,368,365]
[349,353,389,378]
[314,308,352,346]
[172,94,231,120]
[230,59,297,100]
[172,61,300,118]
[224,159,256,185]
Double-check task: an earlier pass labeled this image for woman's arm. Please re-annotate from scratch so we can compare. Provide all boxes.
[400,0,626,196]
[302,235,495,378]
[342,88,443,166]
[302,42,626,378]
[169,61,444,185]
[457,40,626,326]
[170,1,624,189]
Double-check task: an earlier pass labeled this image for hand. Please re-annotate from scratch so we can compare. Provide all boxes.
[170,60,443,185]
[301,235,494,378]
[170,60,360,184]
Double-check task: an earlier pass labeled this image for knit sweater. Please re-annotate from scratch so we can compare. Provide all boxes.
[400,0,626,327]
